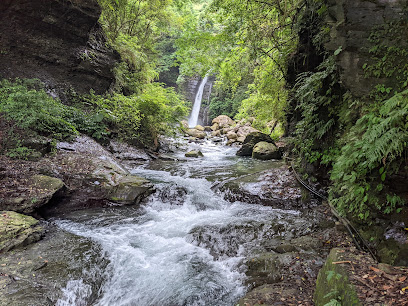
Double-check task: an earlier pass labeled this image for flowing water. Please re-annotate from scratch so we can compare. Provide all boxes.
[53,139,314,306]
[188,76,208,128]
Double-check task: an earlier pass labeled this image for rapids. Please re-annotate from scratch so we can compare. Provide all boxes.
[53,140,313,305]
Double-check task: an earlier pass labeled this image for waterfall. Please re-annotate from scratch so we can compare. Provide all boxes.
[188,75,209,128]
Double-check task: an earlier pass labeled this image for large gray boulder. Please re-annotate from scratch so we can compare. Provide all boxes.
[211,115,234,129]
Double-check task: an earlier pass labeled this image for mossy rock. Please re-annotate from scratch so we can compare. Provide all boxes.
[107,175,155,205]
[314,248,362,305]
[0,211,44,252]
[0,175,65,214]
[252,141,281,160]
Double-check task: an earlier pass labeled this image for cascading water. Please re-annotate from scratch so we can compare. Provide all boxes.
[50,140,320,306]
[188,76,209,128]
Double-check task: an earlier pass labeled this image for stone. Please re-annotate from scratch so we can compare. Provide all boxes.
[0,211,44,252]
[236,136,246,143]
[0,175,65,214]
[211,130,221,137]
[226,139,236,146]
[226,131,237,140]
[236,132,274,156]
[314,248,362,305]
[252,141,282,160]
[204,126,212,132]
[236,126,259,138]
[108,175,154,205]
[185,150,203,158]
[0,0,119,97]
[211,115,234,129]
[185,129,206,139]
[194,125,205,131]
[211,123,219,131]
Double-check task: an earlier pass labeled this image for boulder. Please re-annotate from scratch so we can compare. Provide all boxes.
[211,115,234,129]
[236,132,274,156]
[211,123,219,131]
[194,125,205,131]
[222,127,232,135]
[0,175,65,214]
[236,126,258,138]
[211,130,221,137]
[204,126,212,132]
[186,129,206,139]
[0,211,44,252]
[180,120,189,130]
[185,150,203,158]
[236,136,246,143]
[107,175,153,204]
[252,141,281,160]
[226,131,237,140]
[226,139,236,146]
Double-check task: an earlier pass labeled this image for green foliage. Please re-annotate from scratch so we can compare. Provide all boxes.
[329,90,408,220]
[364,18,408,101]
[6,146,37,160]
[293,56,343,164]
[89,83,188,145]
[0,79,78,140]
[0,79,111,142]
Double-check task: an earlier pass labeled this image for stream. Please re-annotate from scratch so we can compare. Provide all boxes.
[49,139,321,305]
[0,139,327,305]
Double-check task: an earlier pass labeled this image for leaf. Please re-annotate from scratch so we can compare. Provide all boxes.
[334,46,343,56]
[370,266,381,273]
[402,286,408,292]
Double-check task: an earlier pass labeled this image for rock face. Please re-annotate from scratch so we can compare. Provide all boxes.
[41,136,154,215]
[0,211,44,252]
[0,0,119,97]
[0,175,65,214]
[252,141,281,160]
[236,132,274,156]
[324,0,405,97]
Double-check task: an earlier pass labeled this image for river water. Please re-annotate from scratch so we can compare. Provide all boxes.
[53,140,311,306]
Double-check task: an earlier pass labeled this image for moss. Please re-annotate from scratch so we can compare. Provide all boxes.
[0,211,43,252]
[314,248,361,306]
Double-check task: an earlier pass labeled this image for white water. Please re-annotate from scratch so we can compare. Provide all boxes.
[54,142,309,306]
[188,76,209,128]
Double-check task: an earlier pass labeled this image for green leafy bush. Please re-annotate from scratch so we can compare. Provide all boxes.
[6,146,38,160]
[329,90,408,220]
[90,83,188,146]
[0,78,111,142]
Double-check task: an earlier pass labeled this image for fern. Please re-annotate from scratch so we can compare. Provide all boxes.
[329,89,408,220]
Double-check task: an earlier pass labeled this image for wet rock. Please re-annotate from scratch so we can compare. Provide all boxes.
[220,166,305,209]
[107,175,154,205]
[0,175,65,214]
[194,125,205,131]
[185,150,203,158]
[204,126,212,132]
[226,139,236,146]
[185,129,206,139]
[236,132,274,156]
[211,123,219,131]
[236,136,246,143]
[211,115,234,129]
[0,211,44,252]
[252,141,281,160]
[0,226,108,305]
